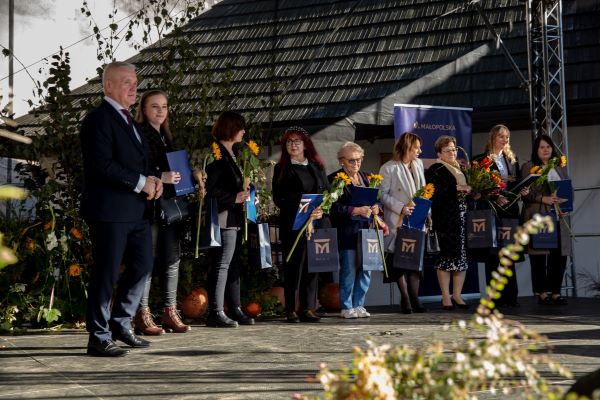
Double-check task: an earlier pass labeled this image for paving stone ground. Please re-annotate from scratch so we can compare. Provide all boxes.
[1,297,599,399]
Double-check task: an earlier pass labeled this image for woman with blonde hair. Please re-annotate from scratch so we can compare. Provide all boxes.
[379,132,428,313]
[473,124,529,307]
[329,142,380,318]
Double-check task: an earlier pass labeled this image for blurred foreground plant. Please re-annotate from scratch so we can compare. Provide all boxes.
[299,214,587,400]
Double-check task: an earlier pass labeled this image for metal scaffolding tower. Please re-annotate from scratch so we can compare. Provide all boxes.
[526,0,576,296]
[526,0,569,157]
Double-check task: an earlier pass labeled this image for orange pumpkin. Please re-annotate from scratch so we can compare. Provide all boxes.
[244,302,261,318]
[319,282,341,310]
[267,286,285,307]
[181,287,208,319]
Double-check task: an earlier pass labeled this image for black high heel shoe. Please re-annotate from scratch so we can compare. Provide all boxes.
[441,300,454,311]
[451,297,470,310]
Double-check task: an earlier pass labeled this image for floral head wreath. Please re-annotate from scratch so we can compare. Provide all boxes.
[284,126,309,136]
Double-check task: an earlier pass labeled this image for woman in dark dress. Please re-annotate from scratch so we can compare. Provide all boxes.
[205,111,254,328]
[426,136,473,310]
[473,124,529,307]
[134,90,190,335]
[272,127,330,323]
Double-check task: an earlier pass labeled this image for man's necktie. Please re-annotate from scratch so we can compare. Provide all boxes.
[120,108,140,142]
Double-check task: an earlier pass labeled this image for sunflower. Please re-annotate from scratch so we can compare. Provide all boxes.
[530,165,542,174]
[247,140,260,156]
[422,183,435,199]
[68,264,82,277]
[212,142,222,160]
[335,171,351,185]
[560,155,567,168]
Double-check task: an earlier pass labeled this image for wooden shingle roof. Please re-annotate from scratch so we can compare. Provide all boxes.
[16,0,600,133]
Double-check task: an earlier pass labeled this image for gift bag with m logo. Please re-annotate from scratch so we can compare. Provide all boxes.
[530,213,559,249]
[392,228,426,272]
[466,209,497,248]
[495,218,519,248]
[307,228,340,273]
[249,222,273,269]
[357,229,384,271]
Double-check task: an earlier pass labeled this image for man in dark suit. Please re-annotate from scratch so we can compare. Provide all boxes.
[80,61,163,357]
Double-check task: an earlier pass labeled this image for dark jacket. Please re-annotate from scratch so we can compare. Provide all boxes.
[80,99,150,222]
[425,163,465,259]
[472,152,522,218]
[206,141,244,229]
[328,169,373,250]
[272,161,330,250]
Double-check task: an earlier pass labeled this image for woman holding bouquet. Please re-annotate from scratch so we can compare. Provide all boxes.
[329,142,380,319]
[205,111,254,328]
[474,124,529,307]
[273,127,330,323]
[380,132,428,314]
[133,90,190,335]
[521,135,571,305]
[426,136,473,310]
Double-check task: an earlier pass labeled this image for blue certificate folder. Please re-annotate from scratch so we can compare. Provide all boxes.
[292,194,324,230]
[553,179,573,213]
[401,197,431,231]
[246,184,257,223]
[165,150,195,196]
[349,186,379,221]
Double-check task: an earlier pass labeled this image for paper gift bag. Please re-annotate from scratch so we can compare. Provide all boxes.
[392,228,426,272]
[198,197,222,249]
[530,214,559,249]
[249,222,273,269]
[495,218,519,248]
[357,229,384,271]
[466,209,497,248]
[307,228,340,273]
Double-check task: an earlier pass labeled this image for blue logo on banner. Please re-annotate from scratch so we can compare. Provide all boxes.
[394,104,472,159]
[292,194,324,231]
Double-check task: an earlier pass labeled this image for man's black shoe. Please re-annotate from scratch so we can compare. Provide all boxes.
[112,329,151,348]
[299,310,321,323]
[87,339,129,357]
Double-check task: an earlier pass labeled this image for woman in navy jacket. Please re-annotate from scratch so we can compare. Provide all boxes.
[329,142,380,319]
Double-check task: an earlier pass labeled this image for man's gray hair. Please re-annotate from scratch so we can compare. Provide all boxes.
[102,61,136,85]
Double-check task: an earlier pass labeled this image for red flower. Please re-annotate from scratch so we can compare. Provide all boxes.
[479,157,492,169]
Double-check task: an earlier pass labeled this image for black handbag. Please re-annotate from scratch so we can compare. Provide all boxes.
[426,227,440,255]
[158,196,190,225]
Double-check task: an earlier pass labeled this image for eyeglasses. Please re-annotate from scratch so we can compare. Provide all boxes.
[442,148,458,154]
[286,139,303,146]
[345,158,363,165]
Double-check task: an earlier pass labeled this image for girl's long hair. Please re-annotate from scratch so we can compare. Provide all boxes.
[135,89,172,141]
[485,124,516,163]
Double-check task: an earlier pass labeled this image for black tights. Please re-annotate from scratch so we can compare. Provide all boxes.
[396,271,422,309]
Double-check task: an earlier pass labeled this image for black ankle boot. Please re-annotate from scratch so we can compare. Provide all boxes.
[229,307,255,325]
[206,311,238,328]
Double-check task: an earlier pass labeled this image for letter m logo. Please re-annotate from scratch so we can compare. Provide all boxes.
[314,239,330,254]
[472,218,486,233]
[401,239,416,253]
[367,239,379,253]
[498,227,512,240]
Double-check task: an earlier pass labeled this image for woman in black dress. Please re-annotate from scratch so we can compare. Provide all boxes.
[272,127,330,323]
[426,136,473,310]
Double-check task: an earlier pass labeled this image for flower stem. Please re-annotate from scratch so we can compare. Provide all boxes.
[285,218,311,263]
[194,196,204,259]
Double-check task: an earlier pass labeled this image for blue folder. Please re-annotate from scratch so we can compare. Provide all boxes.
[553,179,573,213]
[401,197,431,231]
[349,186,380,221]
[292,194,324,230]
[165,150,195,196]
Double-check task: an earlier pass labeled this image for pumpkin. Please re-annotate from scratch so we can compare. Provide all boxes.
[244,302,261,318]
[181,287,208,319]
[319,282,341,311]
[267,286,285,307]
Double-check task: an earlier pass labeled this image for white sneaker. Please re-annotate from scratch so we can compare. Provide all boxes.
[355,306,371,318]
[340,308,358,319]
